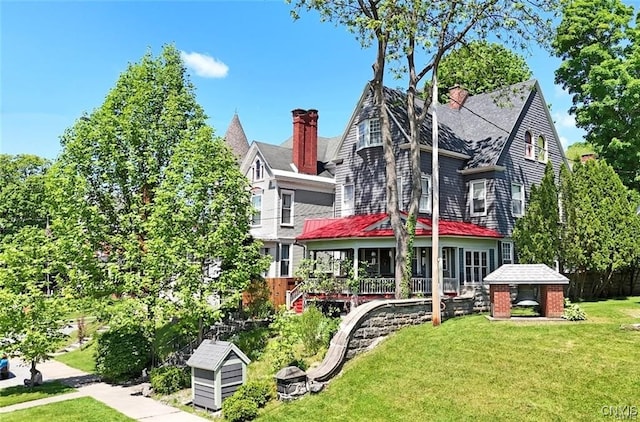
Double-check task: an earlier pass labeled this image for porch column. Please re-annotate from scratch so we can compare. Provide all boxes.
[353,247,359,277]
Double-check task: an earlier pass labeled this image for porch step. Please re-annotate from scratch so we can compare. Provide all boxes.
[292,297,304,314]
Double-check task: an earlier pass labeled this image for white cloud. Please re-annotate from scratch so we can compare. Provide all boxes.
[559,136,570,149]
[553,111,576,129]
[180,51,228,78]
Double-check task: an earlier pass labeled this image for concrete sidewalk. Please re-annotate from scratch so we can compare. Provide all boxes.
[0,359,210,421]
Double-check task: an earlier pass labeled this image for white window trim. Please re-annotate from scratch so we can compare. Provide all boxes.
[253,159,264,182]
[356,118,382,150]
[511,183,524,217]
[464,250,489,285]
[420,175,432,213]
[501,242,514,264]
[397,176,403,211]
[536,135,548,163]
[280,190,294,226]
[251,194,262,226]
[469,179,487,217]
[342,184,354,217]
[524,131,535,160]
[280,244,291,277]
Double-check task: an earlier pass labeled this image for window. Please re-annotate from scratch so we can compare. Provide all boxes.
[420,176,432,213]
[251,194,262,226]
[536,135,547,162]
[397,176,403,211]
[470,180,486,216]
[280,244,290,276]
[501,242,513,264]
[281,191,294,226]
[253,159,263,181]
[357,118,382,149]
[465,250,488,284]
[342,184,354,216]
[511,183,524,216]
[524,131,534,159]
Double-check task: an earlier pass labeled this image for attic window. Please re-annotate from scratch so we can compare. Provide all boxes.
[536,136,548,162]
[253,159,263,181]
[524,131,534,159]
[357,118,382,149]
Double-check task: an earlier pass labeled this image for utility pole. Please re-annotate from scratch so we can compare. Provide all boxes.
[431,72,441,327]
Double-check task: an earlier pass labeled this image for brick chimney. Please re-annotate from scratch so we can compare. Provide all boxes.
[449,85,469,110]
[292,109,318,175]
[580,153,596,163]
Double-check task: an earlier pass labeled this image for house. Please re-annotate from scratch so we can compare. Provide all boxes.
[233,110,340,283]
[293,80,569,308]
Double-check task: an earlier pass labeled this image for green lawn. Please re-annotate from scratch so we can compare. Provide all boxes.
[0,381,76,407]
[258,297,640,422]
[54,341,97,373]
[0,396,134,421]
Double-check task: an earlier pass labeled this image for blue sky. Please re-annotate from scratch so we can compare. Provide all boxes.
[1,1,584,160]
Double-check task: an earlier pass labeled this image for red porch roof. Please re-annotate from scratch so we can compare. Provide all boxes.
[297,213,502,241]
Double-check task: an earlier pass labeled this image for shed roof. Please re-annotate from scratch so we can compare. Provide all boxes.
[484,264,569,285]
[186,340,251,371]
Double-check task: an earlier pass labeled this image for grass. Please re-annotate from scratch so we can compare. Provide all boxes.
[54,341,97,373]
[257,297,640,421]
[0,381,76,407]
[0,396,134,421]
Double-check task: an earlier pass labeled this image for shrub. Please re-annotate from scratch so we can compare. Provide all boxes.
[95,325,151,382]
[150,366,190,395]
[295,306,340,356]
[223,395,258,422]
[563,299,587,321]
[234,379,275,407]
[230,327,271,361]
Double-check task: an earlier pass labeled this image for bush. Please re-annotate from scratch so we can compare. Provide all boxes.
[95,325,151,382]
[563,299,587,321]
[234,379,275,407]
[150,366,190,395]
[295,306,340,356]
[223,395,258,422]
[230,327,271,361]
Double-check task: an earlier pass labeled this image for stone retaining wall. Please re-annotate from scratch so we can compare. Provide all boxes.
[345,297,475,359]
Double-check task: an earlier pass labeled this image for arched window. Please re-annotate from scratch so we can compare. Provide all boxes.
[536,136,547,162]
[254,159,263,181]
[524,131,534,159]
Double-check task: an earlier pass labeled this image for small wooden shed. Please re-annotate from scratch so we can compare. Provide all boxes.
[186,340,251,411]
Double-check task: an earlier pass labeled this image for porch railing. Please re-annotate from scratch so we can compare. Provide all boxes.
[302,277,458,296]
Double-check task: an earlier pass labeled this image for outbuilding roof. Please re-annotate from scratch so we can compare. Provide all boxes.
[297,213,502,241]
[186,340,251,371]
[484,264,569,285]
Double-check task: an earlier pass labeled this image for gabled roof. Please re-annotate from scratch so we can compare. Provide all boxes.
[279,136,341,163]
[186,340,251,371]
[484,264,569,285]
[297,213,502,241]
[223,113,250,159]
[381,80,537,170]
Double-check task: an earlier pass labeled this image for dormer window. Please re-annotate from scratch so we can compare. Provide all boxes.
[357,118,382,149]
[253,159,263,181]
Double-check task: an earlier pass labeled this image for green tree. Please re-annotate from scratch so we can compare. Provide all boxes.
[0,226,66,384]
[560,160,639,298]
[438,41,532,102]
[0,154,50,242]
[512,162,560,266]
[553,0,640,191]
[564,142,596,166]
[146,127,268,342]
[50,45,262,357]
[289,0,556,313]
